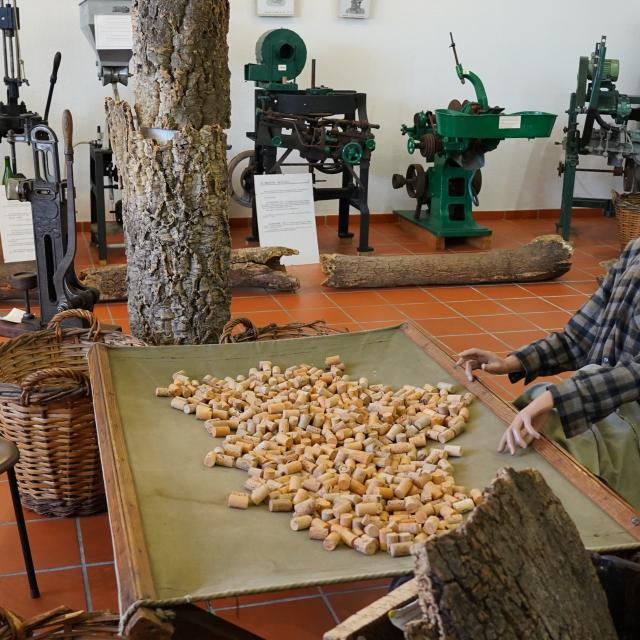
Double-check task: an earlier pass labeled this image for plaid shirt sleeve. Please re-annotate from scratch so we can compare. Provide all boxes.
[508,244,636,385]
[548,358,640,437]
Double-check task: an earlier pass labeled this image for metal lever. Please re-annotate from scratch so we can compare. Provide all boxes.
[43,51,61,123]
[450,32,465,84]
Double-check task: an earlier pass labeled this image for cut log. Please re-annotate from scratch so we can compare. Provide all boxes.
[106,0,232,345]
[70,247,299,302]
[412,467,617,640]
[321,235,573,288]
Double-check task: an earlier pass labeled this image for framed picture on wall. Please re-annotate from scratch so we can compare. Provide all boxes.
[257,0,295,17]
[339,0,371,19]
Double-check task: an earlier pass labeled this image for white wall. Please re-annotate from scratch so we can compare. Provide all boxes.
[12,0,640,220]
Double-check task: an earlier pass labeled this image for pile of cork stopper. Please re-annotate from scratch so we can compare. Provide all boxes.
[155,355,482,557]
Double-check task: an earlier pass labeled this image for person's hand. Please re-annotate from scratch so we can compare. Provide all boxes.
[498,390,554,455]
[455,349,523,383]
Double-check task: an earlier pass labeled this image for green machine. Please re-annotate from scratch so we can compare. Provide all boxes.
[393,35,556,244]
[557,36,640,240]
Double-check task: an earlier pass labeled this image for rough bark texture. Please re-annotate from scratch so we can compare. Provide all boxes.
[133,0,231,130]
[321,235,573,289]
[75,247,300,301]
[106,0,231,345]
[412,468,617,640]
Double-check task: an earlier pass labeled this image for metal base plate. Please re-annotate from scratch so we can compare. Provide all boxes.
[395,209,492,238]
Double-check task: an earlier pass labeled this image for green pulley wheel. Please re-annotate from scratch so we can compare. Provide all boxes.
[271,135,283,147]
[365,138,376,151]
[342,141,363,165]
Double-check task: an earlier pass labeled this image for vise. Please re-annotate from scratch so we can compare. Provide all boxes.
[557,36,640,240]
[230,28,378,253]
[393,34,556,246]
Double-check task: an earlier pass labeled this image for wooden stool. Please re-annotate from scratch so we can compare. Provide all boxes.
[0,437,39,598]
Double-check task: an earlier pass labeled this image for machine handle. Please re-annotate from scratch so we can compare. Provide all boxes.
[62,109,73,156]
[50,51,62,83]
[43,52,62,122]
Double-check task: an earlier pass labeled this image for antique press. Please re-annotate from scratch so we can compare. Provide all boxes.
[229,28,378,253]
[557,36,640,240]
[0,0,98,336]
[393,35,556,247]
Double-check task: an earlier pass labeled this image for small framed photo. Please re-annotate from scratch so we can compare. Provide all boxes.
[339,0,371,19]
[257,0,295,17]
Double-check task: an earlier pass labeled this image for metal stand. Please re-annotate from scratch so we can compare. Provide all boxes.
[89,142,122,265]
[247,91,374,253]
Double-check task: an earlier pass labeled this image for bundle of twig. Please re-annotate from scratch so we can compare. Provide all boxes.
[219,318,348,344]
[0,607,121,639]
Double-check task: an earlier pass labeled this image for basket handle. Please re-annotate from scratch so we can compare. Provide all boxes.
[220,318,257,344]
[48,309,102,342]
[20,367,91,405]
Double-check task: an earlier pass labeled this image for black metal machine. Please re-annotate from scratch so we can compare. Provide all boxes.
[0,0,98,336]
[229,29,378,253]
[80,0,132,263]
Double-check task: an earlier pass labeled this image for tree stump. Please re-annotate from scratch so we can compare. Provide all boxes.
[321,235,573,289]
[105,0,231,345]
[412,467,617,640]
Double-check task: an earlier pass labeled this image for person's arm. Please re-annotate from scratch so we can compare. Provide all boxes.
[548,357,640,438]
[509,242,637,384]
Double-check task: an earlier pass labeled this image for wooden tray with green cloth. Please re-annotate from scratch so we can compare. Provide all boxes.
[88,324,640,638]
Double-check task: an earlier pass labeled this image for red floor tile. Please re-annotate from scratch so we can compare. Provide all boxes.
[498,297,561,314]
[87,564,118,612]
[273,292,336,309]
[527,311,573,330]
[416,317,483,337]
[377,288,435,305]
[493,330,548,350]
[396,302,457,319]
[79,515,113,564]
[445,300,510,317]
[288,307,354,325]
[231,296,280,313]
[436,333,510,355]
[327,588,389,622]
[321,578,393,594]
[232,310,291,326]
[544,294,589,312]
[345,305,407,323]
[469,314,538,333]
[474,284,533,299]
[328,291,387,307]
[213,587,319,610]
[215,596,335,640]
[0,483,48,524]
[425,287,488,302]
[0,569,86,618]
[0,519,80,574]
[520,282,586,296]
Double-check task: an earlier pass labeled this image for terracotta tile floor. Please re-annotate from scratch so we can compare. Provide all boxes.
[0,215,619,638]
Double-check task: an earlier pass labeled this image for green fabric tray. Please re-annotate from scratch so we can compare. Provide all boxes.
[98,326,637,614]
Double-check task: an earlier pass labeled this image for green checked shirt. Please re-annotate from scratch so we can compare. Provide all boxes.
[509,238,640,438]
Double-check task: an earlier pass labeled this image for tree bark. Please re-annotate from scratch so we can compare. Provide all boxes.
[321,235,573,289]
[105,0,231,345]
[412,467,617,640]
[74,247,300,301]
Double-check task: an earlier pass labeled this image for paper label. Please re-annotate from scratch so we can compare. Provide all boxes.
[278,64,287,71]
[95,14,133,50]
[0,308,27,324]
[254,173,319,266]
[499,115,522,130]
[0,191,36,263]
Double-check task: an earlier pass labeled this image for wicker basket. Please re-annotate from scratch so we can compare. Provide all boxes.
[220,318,348,343]
[0,309,144,517]
[0,606,120,639]
[614,191,640,250]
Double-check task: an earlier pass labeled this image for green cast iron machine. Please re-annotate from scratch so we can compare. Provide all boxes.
[229,29,379,253]
[393,34,556,244]
[557,36,640,240]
